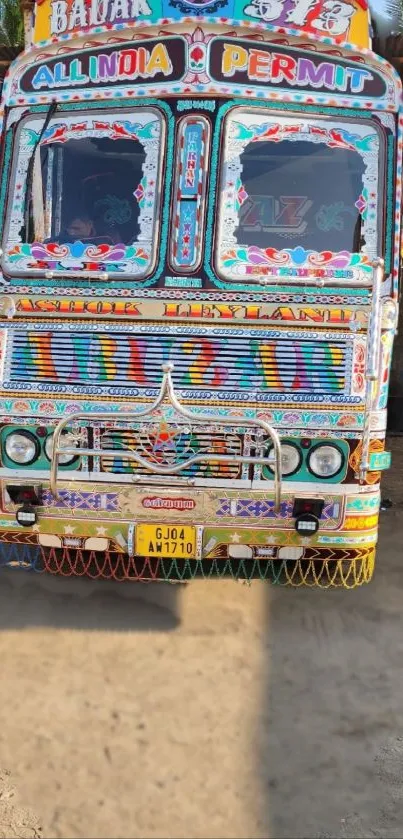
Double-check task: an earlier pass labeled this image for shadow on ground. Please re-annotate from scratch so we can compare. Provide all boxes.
[0,440,403,837]
[254,436,403,838]
[0,570,182,631]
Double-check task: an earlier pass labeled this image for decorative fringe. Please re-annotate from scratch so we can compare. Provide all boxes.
[0,544,375,588]
[40,547,374,588]
[0,543,42,570]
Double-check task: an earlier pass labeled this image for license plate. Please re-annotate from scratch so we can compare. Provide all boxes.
[135,524,196,559]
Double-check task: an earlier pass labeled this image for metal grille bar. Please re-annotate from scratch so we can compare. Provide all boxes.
[8,330,347,395]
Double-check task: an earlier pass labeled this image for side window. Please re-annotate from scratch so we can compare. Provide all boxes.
[169,116,210,272]
[215,110,382,283]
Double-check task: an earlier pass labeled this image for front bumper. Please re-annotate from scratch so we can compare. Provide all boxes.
[0,478,380,587]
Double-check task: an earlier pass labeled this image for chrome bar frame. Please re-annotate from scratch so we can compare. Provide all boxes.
[227,275,373,289]
[37,273,374,287]
[50,363,282,509]
[358,257,384,482]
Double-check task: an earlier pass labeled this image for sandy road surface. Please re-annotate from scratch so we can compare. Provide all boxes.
[0,439,403,839]
[0,769,41,838]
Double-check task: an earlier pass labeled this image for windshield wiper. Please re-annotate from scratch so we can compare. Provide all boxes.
[20,100,58,241]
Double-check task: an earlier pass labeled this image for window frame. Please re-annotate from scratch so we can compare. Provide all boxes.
[1,104,167,282]
[213,105,386,287]
[169,114,211,274]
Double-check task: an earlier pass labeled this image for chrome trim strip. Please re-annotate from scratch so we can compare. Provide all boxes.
[359,258,384,482]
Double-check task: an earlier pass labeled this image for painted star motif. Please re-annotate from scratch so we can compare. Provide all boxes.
[265,535,276,544]
[230,532,241,543]
[64,525,76,535]
[152,420,180,448]
[96,526,107,536]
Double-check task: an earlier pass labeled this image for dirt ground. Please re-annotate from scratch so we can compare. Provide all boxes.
[0,769,41,838]
[1,438,403,839]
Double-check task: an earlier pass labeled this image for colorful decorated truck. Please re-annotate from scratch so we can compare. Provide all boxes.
[0,0,399,587]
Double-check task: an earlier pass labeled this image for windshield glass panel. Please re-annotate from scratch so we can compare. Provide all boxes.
[216,111,381,283]
[3,109,164,278]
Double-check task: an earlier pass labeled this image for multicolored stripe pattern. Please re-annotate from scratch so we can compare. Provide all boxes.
[8,328,348,397]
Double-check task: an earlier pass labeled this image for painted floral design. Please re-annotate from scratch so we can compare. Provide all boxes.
[231,121,378,154]
[353,343,366,392]
[40,119,159,145]
[183,28,218,85]
[6,242,150,273]
[221,246,372,273]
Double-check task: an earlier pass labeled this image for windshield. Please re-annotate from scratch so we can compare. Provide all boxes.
[216,110,382,282]
[3,108,164,278]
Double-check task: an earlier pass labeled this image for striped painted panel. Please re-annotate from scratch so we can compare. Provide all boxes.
[8,329,347,394]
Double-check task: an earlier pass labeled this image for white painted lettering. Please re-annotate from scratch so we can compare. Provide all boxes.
[69,0,87,29]
[50,0,68,34]
[109,0,129,20]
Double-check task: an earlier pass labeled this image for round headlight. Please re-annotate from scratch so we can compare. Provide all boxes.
[267,443,302,477]
[45,432,79,466]
[308,444,343,478]
[4,430,39,465]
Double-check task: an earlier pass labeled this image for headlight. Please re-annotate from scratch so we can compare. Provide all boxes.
[4,430,39,465]
[308,444,343,478]
[267,443,302,477]
[45,432,79,466]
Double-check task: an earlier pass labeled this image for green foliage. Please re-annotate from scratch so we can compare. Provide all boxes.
[0,0,24,49]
